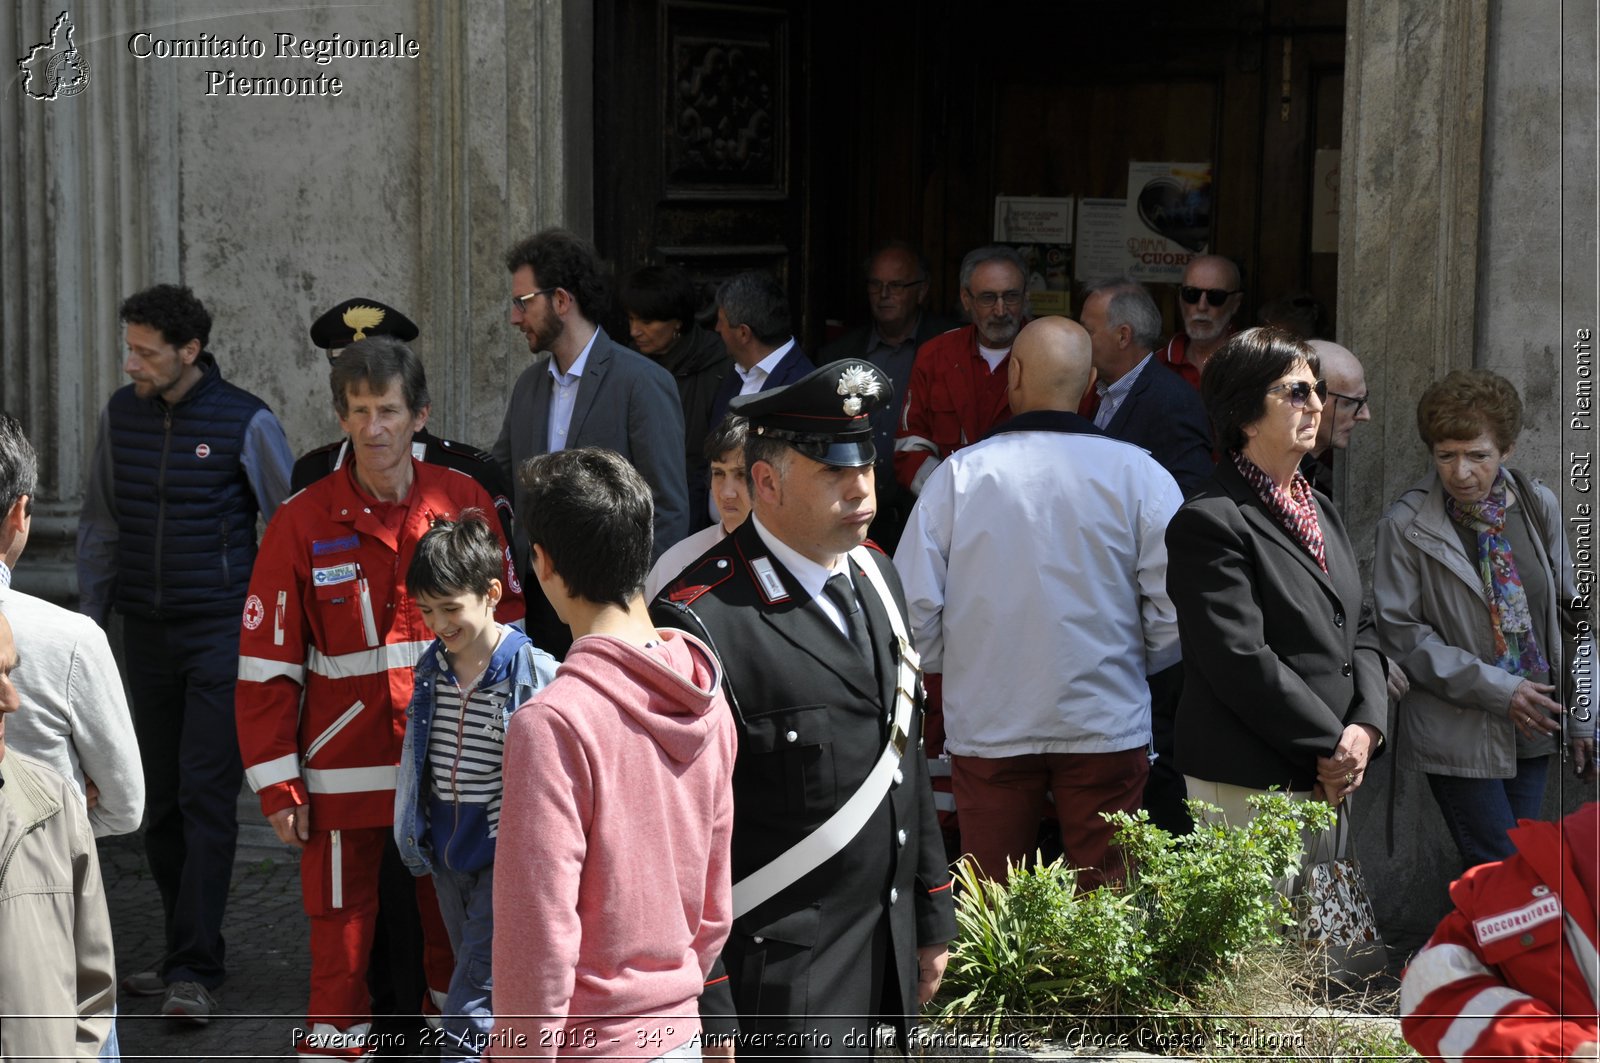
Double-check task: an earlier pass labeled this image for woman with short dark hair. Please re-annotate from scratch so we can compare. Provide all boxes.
[1165,327,1389,827]
[618,265,727,530]
[1374,368,1594,869]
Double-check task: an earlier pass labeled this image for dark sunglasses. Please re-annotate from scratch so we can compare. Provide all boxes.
[1328,389,1370,416]
[1179,285,1240,307]
[1266,378,1328,408]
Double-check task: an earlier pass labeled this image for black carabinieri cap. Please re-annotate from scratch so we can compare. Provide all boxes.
[732,359,892,468]
[309,298,419,351]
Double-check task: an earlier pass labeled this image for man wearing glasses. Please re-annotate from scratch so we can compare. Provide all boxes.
[894,245,1028,497]
[820,241,955,551]
[1159,254,1244,389]
[1300,338,1373,494]
[493,228,689,656]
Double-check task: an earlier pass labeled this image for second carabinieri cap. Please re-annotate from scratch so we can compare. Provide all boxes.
[731,359,892,468]
[309,297,419,359]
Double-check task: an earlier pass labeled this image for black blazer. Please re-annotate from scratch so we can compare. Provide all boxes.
[1164,456,1388,791]
[1103,358,1215,498]
[651,519,955,1043]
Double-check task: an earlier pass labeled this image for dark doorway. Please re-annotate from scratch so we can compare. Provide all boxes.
[594,0,1345,346]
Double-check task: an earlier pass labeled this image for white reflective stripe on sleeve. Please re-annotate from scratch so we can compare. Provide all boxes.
[934,792,957,812]
[330,829,343,909]
[1436,986,1528,1063]
[238,656,306,684]
[304,765,398,795]
[927,758,951,778]
[1399,943,1495,1016]
[307,641,432,680]
[893,433,938,456]
[244,753,301,792]
[909,457,940,495]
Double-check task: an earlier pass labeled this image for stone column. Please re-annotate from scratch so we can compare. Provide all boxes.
[1,4,163,600]
[415,0,594,444]
[1337,0,1489,564]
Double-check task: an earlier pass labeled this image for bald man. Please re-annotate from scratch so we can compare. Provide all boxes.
[1159,254,1244,389]
[1300,340,1410,705]
[895,318,1184,887]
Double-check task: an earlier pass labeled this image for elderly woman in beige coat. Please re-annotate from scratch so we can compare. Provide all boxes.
[0,608,117,1059]
[1374,369,1595,871]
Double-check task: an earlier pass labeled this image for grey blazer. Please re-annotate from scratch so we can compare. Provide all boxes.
[492,327,689,567]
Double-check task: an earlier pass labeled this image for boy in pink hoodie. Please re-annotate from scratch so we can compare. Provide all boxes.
[492,448,736,1060]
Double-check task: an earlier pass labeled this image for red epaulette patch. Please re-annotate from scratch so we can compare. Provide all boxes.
[863,538,887,556]
[666,554,735,605]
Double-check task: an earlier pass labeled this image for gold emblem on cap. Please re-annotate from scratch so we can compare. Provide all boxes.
[836,365,881,416]
[342,304,386,341]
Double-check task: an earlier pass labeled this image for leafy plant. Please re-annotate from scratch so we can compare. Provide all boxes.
[936,792,1347,1044]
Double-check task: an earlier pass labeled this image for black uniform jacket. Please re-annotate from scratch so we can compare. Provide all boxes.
[1164,456,1388,792]
[651,519,955,1044]
[290,429,515,546]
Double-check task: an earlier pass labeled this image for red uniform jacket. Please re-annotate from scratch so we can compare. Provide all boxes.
[892,325,1012,494]
[236,461,524,829]
[1401,803,1599,1062]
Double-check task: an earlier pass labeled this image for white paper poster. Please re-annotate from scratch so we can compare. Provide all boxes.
[1074,198,1135,282]
[993,196,1075,244]
[1124,161,1213,282]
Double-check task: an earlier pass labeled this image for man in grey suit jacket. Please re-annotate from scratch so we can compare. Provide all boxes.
[494,229,689,653]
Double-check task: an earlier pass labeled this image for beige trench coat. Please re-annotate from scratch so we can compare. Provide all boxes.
[1374,469,1593,778]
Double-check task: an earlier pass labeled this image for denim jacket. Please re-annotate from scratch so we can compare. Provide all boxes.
[395,625,559,875]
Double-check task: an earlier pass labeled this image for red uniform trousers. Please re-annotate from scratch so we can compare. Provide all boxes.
[950,747,1149,890]
[300,827,453,1030]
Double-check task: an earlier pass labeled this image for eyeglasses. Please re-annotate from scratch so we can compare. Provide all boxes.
[511,288,556,316]
[969,289,1024,310]
[1265,378,1328,408]
[866,279,925,295]
[1179,285,1241,307]
[1328,389,1369,416]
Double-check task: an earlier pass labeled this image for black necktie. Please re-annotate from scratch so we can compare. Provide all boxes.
[823,572,872,665]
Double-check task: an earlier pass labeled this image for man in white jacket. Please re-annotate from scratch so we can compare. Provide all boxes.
[894,317,1183,888]
[0,412,143,837]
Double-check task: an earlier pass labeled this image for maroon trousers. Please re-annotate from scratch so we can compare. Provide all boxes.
[950,747,1149,889]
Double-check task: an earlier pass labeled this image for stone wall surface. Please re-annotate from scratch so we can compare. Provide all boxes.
[2,0,591,597]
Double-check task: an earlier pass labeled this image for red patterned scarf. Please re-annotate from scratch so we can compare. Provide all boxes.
[1232,451,1328,573]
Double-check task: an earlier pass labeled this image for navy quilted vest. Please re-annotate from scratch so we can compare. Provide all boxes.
[106,353,266,617]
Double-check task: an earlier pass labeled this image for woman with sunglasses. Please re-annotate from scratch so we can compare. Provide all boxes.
[1165,327,1389,833]
[1373,370,1594,871]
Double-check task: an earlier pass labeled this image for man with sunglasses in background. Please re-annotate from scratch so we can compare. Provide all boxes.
[1160,254,1244,389]
[820,241,955,551]
[494,228,689,657]
[292,298,515,546]
[894,245,1028,497]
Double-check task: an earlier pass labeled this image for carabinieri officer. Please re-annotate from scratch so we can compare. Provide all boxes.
[652,359,954,1057]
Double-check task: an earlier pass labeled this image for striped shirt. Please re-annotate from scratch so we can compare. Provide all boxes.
[427,673,513,838]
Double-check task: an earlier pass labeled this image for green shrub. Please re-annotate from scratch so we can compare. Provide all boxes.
[937,793,1341,1033]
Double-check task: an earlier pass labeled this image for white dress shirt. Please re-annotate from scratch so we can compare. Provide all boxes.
[734,339,796,396]
[546,330,599,453]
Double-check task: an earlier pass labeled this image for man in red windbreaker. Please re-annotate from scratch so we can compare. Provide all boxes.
[1401,801,1599,1063]
[236,336,523,1059]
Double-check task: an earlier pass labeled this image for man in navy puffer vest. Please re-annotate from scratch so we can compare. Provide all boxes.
[78,284,293,1024]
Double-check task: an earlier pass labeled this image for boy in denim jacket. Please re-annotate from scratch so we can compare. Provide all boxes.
[395,511,557,1062]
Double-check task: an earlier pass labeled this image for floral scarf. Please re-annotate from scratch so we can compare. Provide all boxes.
[1443,468,1549,677]
[1231,451,1328,573]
